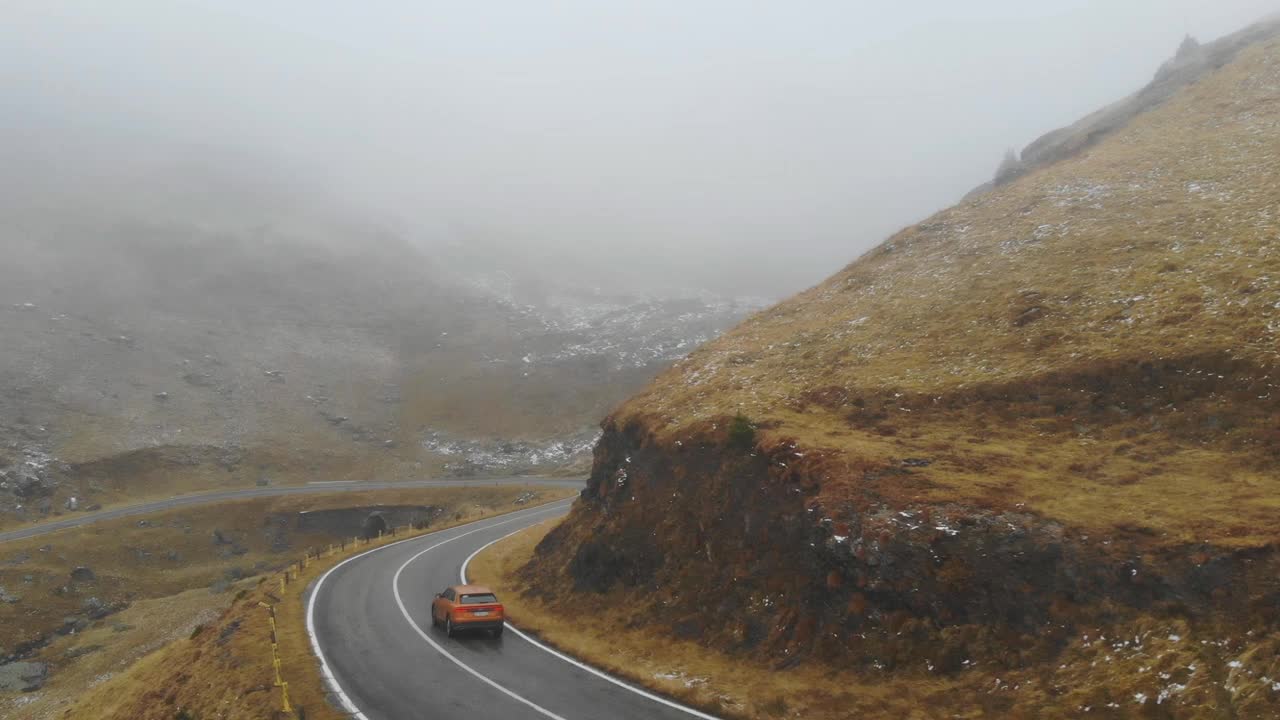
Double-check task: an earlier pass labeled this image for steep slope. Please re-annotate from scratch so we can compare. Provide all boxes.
[977,16,1280,191]
[525,22,1280,718]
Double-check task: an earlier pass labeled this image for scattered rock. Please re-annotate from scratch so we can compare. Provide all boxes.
[211,529,232,546]
[217,619,242,645]
[64,495,79,511]
[182,371,214,387]
[0,661,48,691]
[63,643,103,660]
[82,597,112,619]
[153,391,170,401]
[58,615,89,635]
[0,586,21,604]
[69,566,96,583]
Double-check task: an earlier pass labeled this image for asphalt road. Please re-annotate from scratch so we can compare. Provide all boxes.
[308,499,716,720]
[0,478,584,545]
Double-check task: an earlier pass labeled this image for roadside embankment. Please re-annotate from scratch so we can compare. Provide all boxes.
[2,485,575,720]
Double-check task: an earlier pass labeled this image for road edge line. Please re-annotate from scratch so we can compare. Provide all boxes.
[390,505,575,720]
[306,498,572,720]
[460,530,724,720]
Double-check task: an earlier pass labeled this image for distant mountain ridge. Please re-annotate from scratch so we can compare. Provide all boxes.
[0,161,755,526]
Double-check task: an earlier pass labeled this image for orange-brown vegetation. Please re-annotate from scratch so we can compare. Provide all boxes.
[520,21,1280,719]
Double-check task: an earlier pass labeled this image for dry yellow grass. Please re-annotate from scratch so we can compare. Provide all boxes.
[0,485,554,656]
[474,521,1280,720]
[510,28,1280,720]
[44,488,576,720]
[2,437,452,534]
[617,34,1280,547]
[1,580,254,720]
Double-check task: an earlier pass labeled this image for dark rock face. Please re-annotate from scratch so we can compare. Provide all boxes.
[529,419,1280,668]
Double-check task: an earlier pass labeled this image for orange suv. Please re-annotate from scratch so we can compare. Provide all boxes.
[431,584,505,637]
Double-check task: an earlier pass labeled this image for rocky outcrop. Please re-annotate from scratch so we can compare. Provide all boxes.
[972,17,1280,197]
[530,420,1280,670]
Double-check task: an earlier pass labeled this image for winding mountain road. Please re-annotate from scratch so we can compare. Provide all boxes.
[0,478,583,544]
[308,498,718,720]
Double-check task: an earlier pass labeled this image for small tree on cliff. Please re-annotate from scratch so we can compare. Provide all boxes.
[728,414,756,451]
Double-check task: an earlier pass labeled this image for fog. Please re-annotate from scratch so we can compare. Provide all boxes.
[4,1,1277,297]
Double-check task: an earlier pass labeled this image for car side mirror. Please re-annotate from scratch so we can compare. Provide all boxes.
[434,593,441,598]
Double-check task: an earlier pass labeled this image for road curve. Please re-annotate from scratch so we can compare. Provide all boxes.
[308,499,717,720]
[0,477,583,545]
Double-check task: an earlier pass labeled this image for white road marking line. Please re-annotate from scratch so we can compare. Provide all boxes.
[461,533,724,720]
[306,500,571,720]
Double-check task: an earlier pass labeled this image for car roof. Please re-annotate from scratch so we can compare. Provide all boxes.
[452,584,495,595]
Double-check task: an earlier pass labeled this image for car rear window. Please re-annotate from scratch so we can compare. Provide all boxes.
[460,593,498,605]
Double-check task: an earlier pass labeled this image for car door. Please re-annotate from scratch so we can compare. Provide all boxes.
[435,587,456,622]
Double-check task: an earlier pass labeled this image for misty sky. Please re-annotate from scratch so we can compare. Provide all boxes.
[4,1,1277,296]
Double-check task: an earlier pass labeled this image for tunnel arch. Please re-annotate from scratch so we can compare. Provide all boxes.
[361,512,389,540]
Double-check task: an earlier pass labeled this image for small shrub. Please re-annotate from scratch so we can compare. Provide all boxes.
[760,696,789,717]
[188,623,205,640]
[728,414,756,450]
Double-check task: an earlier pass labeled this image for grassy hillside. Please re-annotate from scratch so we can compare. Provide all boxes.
[523,20,1280,719]
[617,26,1280,547]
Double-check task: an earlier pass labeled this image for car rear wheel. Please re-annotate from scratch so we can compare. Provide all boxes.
[445,616,455,637]
[492,625,504,638]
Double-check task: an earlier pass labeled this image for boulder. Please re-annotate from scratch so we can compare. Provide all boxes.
[0,661,47,692]
[58,615,89,635]
[13,469,52,499]
[82,596,115,620]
